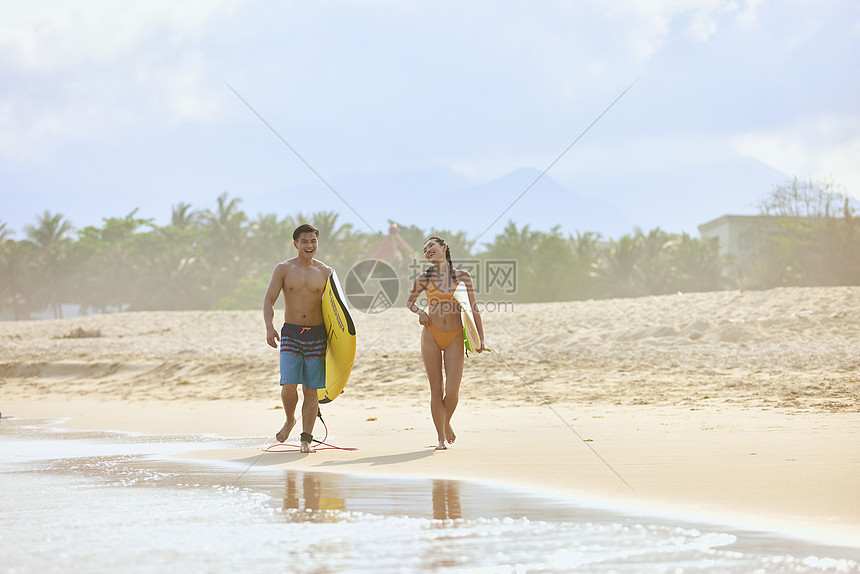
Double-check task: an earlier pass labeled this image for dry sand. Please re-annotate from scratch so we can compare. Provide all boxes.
[2,286,859,545]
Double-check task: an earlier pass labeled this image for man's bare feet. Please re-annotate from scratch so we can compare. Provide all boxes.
[275,419,295,443]
[435,440,447,450]
[299,431,317,453]
[446,424,456,445]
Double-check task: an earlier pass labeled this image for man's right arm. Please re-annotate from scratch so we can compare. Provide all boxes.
[263,264,285,348]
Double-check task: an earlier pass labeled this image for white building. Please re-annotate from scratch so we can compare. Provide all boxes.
[696,215,777,259]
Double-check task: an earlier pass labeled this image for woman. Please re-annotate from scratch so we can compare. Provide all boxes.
[406,236,485,450]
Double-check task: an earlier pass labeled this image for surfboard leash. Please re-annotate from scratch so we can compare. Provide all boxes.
[263,412,357,453]
[230,410,354,486]
[485,343,638,495]
[231,329,387,483]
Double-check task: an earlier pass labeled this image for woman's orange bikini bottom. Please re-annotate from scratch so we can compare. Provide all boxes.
[428,324,462,350]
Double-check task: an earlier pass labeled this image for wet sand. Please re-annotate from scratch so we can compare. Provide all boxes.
[2,285,859,545]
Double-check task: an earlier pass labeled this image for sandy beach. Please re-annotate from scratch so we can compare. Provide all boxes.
[2,285,859,547]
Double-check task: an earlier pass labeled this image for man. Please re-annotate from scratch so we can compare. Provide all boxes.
[263,223,331,453]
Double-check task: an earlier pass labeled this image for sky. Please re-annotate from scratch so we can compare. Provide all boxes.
[2,0,859,243]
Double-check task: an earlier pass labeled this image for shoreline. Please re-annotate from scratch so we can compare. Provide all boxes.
[6,397,860,549]
[3,286,859,552]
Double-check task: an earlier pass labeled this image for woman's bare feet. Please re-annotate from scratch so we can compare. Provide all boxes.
[446,424,456,445]
[435,440,447,450]
[275,418,295,443]
[300,442,316,453]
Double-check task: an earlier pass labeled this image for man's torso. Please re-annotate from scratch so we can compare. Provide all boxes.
[281,259,329,325]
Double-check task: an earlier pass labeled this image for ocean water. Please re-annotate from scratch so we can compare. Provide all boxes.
[1,417,858,574]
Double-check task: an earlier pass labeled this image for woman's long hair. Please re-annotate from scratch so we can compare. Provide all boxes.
[425,236,456,284]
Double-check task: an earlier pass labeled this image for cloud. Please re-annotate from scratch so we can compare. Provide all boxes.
[0,0,771,167]
[0,1,244,160]
[735,0,765,28]
[0,1,245,72]
[733,113,860,197]
[600,0,763,61]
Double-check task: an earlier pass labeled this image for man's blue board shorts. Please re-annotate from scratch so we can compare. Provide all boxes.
[279,323,327,390]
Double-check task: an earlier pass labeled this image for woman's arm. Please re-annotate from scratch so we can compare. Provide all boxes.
[460,271,485,352]
[406,273,430,325]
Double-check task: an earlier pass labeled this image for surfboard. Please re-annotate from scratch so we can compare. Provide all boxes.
[320,270,357,403]
[453,283,482,355]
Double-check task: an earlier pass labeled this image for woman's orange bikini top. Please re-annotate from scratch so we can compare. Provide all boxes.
[426,277,459,307]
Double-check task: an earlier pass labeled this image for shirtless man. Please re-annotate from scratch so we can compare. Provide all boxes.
[263,224,331,453]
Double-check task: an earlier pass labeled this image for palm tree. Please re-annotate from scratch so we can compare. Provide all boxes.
[76,210,154,312]
[0,221,9,266]
[570,231,601,260]
[245,212,299,280]
[481,221,542,302]
[200,193,249,307]
[529,226,579,302]
[0,222,17,318]
[668,233,726,292]
[204,193,248,233]
[0,233,36,321]
[307,211,349,243]
[569,231,605,300]
[307,211,366,271]
[24,211,74,318]
[171,202,202,229]
[601,234,641,298]
[633,227,673,295]
[146,238,211,310]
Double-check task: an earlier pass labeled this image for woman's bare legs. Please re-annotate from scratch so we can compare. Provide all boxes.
[422,327,464,449]
[421,327,447,449]
[442,335,464,444]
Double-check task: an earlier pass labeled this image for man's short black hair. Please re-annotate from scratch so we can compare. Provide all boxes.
[293,223,319,241]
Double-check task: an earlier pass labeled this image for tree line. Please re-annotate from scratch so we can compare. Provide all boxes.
[1,178,858,320]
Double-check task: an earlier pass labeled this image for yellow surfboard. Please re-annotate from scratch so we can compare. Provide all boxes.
[453,283,483,355]
[319,270,357,403]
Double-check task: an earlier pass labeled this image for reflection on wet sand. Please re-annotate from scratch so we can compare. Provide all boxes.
[4,421,858,574]
[278,472,465,523]
[282,472,345,522]
[432,480,462,520]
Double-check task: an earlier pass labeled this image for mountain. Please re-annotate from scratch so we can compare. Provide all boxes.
[328,166,632,241]
[448,168,633,242]
[248,152,790,243]
[556,152,790,236]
